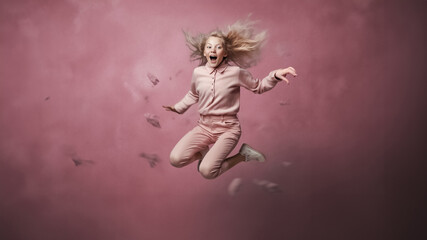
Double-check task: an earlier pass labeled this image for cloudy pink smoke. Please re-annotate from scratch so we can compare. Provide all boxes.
[1,0,426,239]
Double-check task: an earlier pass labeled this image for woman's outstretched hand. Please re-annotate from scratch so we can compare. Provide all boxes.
[163,105,179,114]
[274,67,297,84]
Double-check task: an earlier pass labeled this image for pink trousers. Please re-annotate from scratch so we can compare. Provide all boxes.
[170,115,241,179]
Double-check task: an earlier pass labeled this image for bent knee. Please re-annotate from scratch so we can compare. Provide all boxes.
[169,152,183,168]
[169,152,190,168]
[199,165,219,180]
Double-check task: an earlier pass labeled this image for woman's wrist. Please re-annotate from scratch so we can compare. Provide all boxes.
[274,71,281,81]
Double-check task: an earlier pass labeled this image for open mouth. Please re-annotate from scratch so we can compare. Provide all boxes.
[209,56,218,61]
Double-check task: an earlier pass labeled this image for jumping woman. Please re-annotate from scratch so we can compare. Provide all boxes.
[163,19,297,179]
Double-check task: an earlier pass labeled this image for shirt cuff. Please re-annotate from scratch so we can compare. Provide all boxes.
[173,102,185,114]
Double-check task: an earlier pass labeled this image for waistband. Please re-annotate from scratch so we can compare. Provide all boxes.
[199,114,238,121]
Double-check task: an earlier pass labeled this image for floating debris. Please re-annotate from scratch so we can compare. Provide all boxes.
[63,146,95,167]
[175,69,183,77]
[140,152,160,168]
[147,72,159,86]
[228,178,242,196]
[72,157,95,167]
[279,99,290,106]
[253,179,281,193]
[282,161,292,167]
[144,113,161,128]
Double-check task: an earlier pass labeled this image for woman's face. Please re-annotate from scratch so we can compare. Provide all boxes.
[204,36,227,68]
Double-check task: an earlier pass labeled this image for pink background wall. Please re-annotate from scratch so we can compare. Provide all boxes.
[1,0,426,239]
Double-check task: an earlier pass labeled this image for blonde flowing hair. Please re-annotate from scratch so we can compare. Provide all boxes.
[183,18,267,69]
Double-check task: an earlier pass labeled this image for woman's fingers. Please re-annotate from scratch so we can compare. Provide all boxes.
[276,67,297,84]
[163,105,173,111]
[287,67,297,77]
[163,105,178,113]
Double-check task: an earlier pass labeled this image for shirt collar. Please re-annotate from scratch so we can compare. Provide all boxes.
[205,61,229,75]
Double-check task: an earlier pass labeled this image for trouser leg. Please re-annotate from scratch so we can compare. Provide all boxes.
[198,130,241,179]
[169,126,212,168]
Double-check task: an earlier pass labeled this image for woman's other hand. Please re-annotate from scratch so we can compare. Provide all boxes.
[274,67,297,84]
[163,105,179,114]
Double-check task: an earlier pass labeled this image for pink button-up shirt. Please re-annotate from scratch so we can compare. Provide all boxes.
[174,63,281,115]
